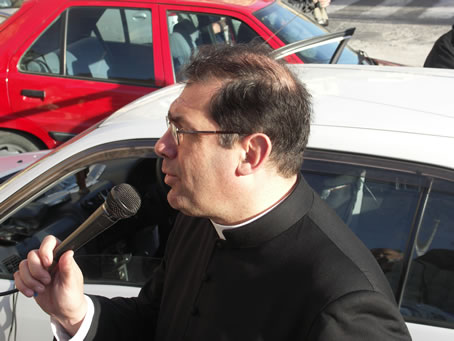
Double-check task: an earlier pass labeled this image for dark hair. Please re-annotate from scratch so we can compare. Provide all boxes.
[182,43,312,177]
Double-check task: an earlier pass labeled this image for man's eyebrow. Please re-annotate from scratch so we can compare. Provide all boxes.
[167,111,190,127]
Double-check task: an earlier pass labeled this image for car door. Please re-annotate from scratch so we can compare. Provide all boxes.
[6,2,163,148]
[302,149,454,341]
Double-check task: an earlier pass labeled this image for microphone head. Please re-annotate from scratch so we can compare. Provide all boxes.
[105,184,142,220]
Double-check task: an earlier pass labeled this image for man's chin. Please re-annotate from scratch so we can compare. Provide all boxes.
[166,190,198,216]
[166,189,185,211]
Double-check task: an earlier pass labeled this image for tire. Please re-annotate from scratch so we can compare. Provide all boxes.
[0,131,42,155]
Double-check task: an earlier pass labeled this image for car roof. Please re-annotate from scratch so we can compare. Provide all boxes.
[23,0,270,12]
[1,64,453,200]
[295,64,454,170]
[159,0,267,11]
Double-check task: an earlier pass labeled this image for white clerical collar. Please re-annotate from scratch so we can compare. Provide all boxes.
[210,179,298,240]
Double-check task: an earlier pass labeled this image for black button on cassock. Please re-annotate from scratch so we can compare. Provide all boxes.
[191,307,199,316]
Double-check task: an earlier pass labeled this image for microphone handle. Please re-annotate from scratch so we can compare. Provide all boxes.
[50,203,117,271]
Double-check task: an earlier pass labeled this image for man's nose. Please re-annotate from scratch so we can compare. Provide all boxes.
[155,128,177,159]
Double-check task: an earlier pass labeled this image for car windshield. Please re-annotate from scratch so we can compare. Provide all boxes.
[254,2,363,64]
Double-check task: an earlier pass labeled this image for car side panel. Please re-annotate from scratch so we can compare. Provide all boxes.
[407,323,454,341]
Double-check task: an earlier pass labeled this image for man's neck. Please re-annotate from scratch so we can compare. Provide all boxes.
[211,174,299,226]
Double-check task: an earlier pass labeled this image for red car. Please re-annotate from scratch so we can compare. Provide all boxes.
[0,0,378,153]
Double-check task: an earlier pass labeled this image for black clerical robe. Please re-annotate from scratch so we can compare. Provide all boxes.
[87,178,411,340]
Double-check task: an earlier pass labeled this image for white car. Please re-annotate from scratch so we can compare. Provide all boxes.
[0,64,453,340]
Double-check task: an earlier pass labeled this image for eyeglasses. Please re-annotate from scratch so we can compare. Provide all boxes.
[166,115,246,145]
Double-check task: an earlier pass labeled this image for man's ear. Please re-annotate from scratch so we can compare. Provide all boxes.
[236,133,272,176]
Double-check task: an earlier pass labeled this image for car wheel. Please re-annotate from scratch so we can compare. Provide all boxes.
[0,131,42,155]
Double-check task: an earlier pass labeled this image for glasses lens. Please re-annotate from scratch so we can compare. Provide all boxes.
[172,123,179,145]
[166,117,179,145]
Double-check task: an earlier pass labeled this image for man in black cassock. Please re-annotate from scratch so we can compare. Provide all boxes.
[15,43,412,341]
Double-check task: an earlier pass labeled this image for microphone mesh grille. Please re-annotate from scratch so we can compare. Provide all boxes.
[106,184,142,219]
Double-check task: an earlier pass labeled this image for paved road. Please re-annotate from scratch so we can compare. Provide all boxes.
[326,0,454,66]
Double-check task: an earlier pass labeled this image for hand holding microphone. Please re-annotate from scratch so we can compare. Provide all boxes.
[14,184,141,334]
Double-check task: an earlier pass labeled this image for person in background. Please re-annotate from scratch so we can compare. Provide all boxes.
[313,0,331,26]
[288,0,331,26]
[14,43,411,341]
[424,24,454,69]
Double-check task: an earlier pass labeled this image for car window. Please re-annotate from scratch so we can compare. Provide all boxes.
[302,152,454,328]
[0,143,176,286]
[19,6,155,85]
[401,179,454,327]
[303,158,419,294]
[254,2,361,64]
[95,8,126,42]
[19,15,63,74]
[167,11,264,76]
[125,9,153,45]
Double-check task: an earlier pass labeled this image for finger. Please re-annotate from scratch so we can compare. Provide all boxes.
[27,250,51,285]
[16,260,46,295]
[39,235,60,268]
[14,271,35,297]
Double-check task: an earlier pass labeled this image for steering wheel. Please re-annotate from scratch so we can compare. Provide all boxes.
[27,59,53,73]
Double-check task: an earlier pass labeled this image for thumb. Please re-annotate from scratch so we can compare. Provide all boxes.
[54,250,85,302]
[57,250,79,282]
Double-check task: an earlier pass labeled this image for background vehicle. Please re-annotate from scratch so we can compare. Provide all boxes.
[0,150,48,183]
[0,0,394,154]
[0,64,453,340]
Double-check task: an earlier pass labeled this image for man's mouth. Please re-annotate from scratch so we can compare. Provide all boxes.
[164,173,178,186]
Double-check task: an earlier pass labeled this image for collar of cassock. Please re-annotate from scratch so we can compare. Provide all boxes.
[210,175,313,248]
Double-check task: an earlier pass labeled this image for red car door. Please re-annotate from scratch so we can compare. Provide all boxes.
[6,2,164,149]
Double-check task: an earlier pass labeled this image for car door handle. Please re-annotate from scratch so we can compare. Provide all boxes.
[21,89,45,100]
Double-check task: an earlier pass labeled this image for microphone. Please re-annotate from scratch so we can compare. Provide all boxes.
[51,183,141,270]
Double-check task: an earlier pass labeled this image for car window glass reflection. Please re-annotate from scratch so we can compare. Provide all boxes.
[303,162,419,259]
[303,157,454,328]
[19,6,155,85]
[303,162,418,295]
[402,179,454,325]
[0,156,175,286]
[254,2,360,64]
[19,15,62,74]
[167,11,263,77]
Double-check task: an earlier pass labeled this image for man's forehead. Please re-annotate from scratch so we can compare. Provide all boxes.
[168,81,220,122]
